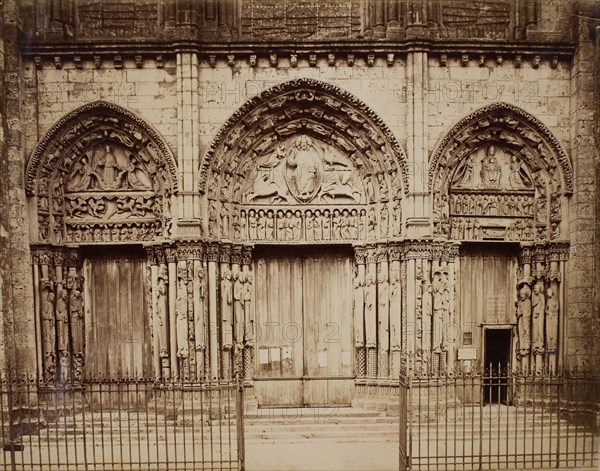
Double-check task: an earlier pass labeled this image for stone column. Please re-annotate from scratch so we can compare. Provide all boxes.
[517,246,533,372]
[166,247,179,378]
[192,245,207,379]
[219,245,233,380]
[353,246,367,378]
[376,246,390,378]
[229,245,243,377]
[388,245,403,378]
[206,243,220,380]
[241,246,254,380]
[364,245,378,378]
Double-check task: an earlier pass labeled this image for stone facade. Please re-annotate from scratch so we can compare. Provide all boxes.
[1,0,599,404]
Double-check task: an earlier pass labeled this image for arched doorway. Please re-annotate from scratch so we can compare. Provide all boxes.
[200,78,409,407]
[26,101,177,380]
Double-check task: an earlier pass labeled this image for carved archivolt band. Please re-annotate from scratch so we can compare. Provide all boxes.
[199,78,409,196]
[26,101,178,245]
[429,102,571,243]
[199,78,409,242]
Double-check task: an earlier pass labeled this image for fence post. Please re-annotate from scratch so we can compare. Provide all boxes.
[236,374,245,471]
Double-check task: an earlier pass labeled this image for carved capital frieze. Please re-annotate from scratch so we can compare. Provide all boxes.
[354,245,367,264]
[241,246,253,266]
[206,243,220,263]
[164,246,177,264]
[230,245,243,265]
[219,243,232,264]
[376,245,389,262]
[548,242,570,262]
[176,241,204,261]
[403,240,432,260]
[31,247,53,266]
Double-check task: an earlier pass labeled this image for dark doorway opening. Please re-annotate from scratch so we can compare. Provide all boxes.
[483,328,511,404]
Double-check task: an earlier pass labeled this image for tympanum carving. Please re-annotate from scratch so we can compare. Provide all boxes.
[200,79,407,243]
[27,102,176,245]
[431,103,572,243]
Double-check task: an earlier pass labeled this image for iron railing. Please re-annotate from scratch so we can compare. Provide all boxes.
[0,375,244,471]
[403,366,599,470]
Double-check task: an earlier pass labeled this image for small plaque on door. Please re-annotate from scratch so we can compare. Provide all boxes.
[318,350,328,368]
[259,348,269,364]
[270,347,281,362]
[458,347,477,361]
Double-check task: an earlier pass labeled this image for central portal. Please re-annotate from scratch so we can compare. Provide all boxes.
[253,246,354,407]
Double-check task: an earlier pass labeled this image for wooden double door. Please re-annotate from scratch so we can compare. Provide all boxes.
[253,246,354,407]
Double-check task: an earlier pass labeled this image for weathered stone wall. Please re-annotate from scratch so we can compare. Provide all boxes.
[3,0,598,377]
[565,2,599,374]
[1,0,37,373]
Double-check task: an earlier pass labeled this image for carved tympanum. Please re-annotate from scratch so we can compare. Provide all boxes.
[431,103,572,243]
[201,79,407,243]
[27,102,176,244]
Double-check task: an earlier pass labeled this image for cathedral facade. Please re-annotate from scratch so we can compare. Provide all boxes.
[0,0,599,409]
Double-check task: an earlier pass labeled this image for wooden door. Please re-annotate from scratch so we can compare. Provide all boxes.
[253,246,354,407]
[84,247,152,377]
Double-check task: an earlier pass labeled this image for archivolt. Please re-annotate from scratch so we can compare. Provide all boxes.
[428,102,572,195]
[198,78,409,197]
[26,100,178,196]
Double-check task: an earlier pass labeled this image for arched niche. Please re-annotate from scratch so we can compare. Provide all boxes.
[429,103,572,243]
[26,101,178,244]
[199,78,408,243]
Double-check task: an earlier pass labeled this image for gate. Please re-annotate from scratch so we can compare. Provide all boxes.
[402,366,599,470]
[0,374,245,471]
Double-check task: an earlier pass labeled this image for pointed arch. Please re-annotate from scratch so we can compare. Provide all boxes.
[428,102,572,195]
[26,100,178,195]
[429,102,572,242]
[199,78,409,196]
[26,101,178,244]
[198,78,408,243]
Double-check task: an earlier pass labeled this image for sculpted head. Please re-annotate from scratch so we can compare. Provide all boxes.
[519,285,531,301]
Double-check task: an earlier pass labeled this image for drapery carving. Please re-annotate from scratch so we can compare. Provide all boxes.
[32,247,85,381]
[145,242,254,380]
[353,242,404,380]
[200,79,407,244]
[403,240,459,374]
[430,103,572,244]
[515,243,568,372]
[26,101,177,245]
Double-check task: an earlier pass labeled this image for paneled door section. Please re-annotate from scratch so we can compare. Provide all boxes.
[253,246,354,406]
[84,248,152,377]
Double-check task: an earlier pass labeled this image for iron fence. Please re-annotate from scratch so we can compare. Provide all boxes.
[403,366,599,470]
[0,375,244,471]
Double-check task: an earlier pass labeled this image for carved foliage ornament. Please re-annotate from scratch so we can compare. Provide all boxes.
[26,101,177,244]
[430,103,572,243]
